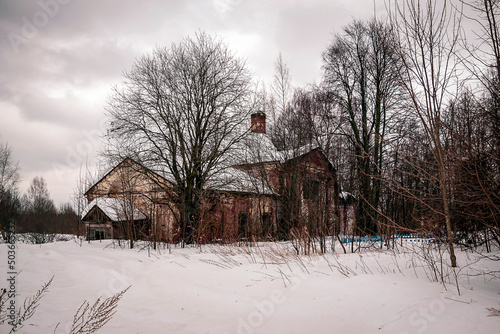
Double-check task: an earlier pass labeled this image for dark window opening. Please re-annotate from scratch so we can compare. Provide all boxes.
[303,179,320,200]
[238,212,248,238]
[94,229,105,240]
[262,213,272,237]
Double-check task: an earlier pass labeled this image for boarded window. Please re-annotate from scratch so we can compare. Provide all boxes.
[303,179,320,200]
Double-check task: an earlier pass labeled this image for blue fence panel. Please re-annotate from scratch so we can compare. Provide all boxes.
[339,233,437,245]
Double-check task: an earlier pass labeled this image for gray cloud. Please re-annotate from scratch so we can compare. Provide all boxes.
[0,0,387,204]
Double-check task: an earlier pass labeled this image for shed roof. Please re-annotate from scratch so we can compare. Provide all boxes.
[81,197,147,222]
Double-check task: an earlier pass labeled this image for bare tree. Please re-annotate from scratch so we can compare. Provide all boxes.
[106,32,255,245]
[18,176,57,243]
[72,164,98,239]
[390,0,462,267]
[108,164,151,248]
[0,140,21,241]
[272,53,292,116]
[26,177,55,214]
[461,0,500,89]
[269,53,294,151]
[443,90,500,248]
[56,203,80,236]
[322,18,402,235]
[457,0,500,247]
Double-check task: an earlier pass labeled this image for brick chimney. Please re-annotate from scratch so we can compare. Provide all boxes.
[250,112,266,134]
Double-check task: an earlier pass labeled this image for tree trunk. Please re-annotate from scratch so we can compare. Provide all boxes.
[438,150,457,267]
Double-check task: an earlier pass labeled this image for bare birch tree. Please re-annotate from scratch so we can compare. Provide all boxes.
[269,53,294,151]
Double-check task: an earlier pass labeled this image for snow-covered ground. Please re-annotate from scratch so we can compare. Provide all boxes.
[1,239,500,333]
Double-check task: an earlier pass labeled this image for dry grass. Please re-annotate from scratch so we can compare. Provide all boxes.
[64,286,130,334]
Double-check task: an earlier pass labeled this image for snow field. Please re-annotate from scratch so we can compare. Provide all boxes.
[1,239,499,333]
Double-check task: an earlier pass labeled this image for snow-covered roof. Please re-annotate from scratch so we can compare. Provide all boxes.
[279,144,319,162]
[206,167,274,195]
[87,131,329,198]
[82,197,147,221]
[232,132,282,165]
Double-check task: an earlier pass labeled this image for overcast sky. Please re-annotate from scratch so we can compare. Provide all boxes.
[0,0,404,206]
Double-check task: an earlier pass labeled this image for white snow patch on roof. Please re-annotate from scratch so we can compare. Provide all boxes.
[206,167,274,195]
[82,197,147,221]
[232,132,282,164]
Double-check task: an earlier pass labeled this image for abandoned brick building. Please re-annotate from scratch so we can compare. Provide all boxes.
[82,112,342,242]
